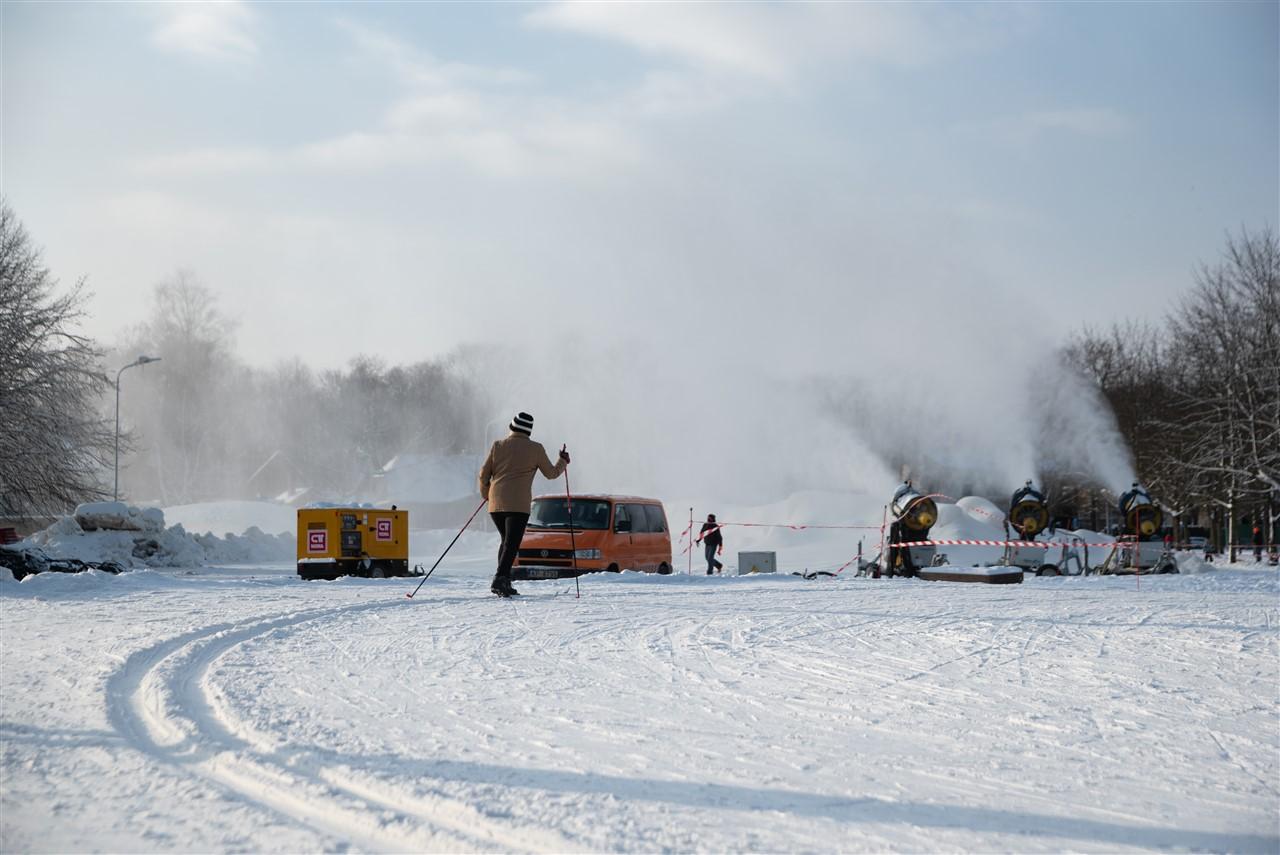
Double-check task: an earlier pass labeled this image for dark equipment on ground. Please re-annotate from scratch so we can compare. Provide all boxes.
[1001,481,1087,577]
[883,481,939,578]
[1098,483,1177,575]
[0,545,125,581]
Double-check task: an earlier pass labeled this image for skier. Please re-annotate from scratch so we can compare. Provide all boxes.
[1252,525,1264,562]
[478,412,569,597]
[697,513,724,575]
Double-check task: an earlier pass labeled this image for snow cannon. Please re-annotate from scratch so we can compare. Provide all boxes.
[1096,483,1177,575]
[1002,481,1086,577]
[1009,480,1049,539]
[883,481,938,577]
[1118,482,1163,541]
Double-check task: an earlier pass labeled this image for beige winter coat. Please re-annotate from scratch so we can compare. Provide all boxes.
[478,432,567,514]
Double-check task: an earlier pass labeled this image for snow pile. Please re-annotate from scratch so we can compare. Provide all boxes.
[19,503,293,569]
[73,501,164,532]
[1176,550,1215,574]
[191,527,294,564]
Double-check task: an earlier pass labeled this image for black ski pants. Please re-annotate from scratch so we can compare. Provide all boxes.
[491,511,529,581]
[705,541,723,574]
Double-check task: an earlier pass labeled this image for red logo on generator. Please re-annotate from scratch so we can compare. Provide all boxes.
[308,530,328,553]
[375,519,393,541]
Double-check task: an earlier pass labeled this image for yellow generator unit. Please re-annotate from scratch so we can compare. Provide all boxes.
[296,507,412,580]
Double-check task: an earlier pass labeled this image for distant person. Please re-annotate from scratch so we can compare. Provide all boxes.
[1252,525,1264,562]
[697,513,724,575]
[478,412,569,598]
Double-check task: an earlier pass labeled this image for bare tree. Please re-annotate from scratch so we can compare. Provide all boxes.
[117,271,239,503]
[0,202,114,515]
[1064,227,1280,553]
[1166,228,1280,554]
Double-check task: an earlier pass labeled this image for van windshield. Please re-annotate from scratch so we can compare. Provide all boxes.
[529,498,611,530]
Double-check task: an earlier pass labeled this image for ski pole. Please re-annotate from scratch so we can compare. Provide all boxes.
[563,445,579,598]
[406,498,487,599]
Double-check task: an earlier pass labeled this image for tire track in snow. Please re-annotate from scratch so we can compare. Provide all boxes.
[104,600,578,853]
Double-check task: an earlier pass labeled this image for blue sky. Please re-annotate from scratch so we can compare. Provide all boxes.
[3,1,1277,372]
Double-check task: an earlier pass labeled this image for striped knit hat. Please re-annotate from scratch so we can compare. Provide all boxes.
[509,412,534,436]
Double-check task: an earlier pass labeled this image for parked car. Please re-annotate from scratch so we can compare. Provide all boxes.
[1185,526,1212,552]
[513,494,673,579]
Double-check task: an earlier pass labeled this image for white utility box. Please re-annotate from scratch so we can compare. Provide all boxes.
[737,551,776,575]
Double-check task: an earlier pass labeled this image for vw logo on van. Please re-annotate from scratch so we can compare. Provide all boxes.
[540,549,549,558]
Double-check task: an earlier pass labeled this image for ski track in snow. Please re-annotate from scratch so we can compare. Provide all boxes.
[2,566,1279,852]
[101,600,579,853]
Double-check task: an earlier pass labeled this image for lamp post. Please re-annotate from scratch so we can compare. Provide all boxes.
[482,416,507,451]
[114,355,161,501]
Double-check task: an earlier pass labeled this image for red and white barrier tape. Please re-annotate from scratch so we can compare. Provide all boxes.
[889,538,1130,549]
[680,521,882,541]
[679,521,883,554]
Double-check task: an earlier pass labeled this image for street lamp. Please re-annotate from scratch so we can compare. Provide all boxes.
[482,416,508,451]
[114,355,161,502]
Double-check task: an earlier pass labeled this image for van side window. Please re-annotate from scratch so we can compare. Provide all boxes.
[622,504,651,532]
[614,504,631,532]
[643,505,667,533]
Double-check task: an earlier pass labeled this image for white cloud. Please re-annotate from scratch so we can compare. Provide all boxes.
[135,20,648,181]
[335,19,532,89]
[527,2,792,80]
[525,2,1025,80]
[149,1,259,63]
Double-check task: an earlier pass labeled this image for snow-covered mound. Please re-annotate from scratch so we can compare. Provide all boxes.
[929,500,1008,565]
[74,501,165,532]
[19,503,293,569]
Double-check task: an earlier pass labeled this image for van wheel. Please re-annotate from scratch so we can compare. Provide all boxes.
[1037,564,1060,576]
[371,563,387,579]
[607,564,621,574]
[657,562,672,575]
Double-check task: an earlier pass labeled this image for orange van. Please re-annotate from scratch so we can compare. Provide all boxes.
[512,494,673,580]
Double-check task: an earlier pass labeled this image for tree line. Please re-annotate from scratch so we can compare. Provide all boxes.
[110,272,495,506]
[1,201,493,516]
[1060,227,1279,553]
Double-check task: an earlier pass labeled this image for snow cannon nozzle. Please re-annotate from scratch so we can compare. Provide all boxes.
[1118,482,1163,540]
[890,482,938,534]
[1009,480,1049,539]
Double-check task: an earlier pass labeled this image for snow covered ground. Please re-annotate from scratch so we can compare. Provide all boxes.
[4,518,1277,853]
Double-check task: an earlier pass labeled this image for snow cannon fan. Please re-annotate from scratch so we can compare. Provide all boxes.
[883,481,939,577]
[1009,480,1050,539]
[1118,482,1163,541]
[890,481,938,533]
